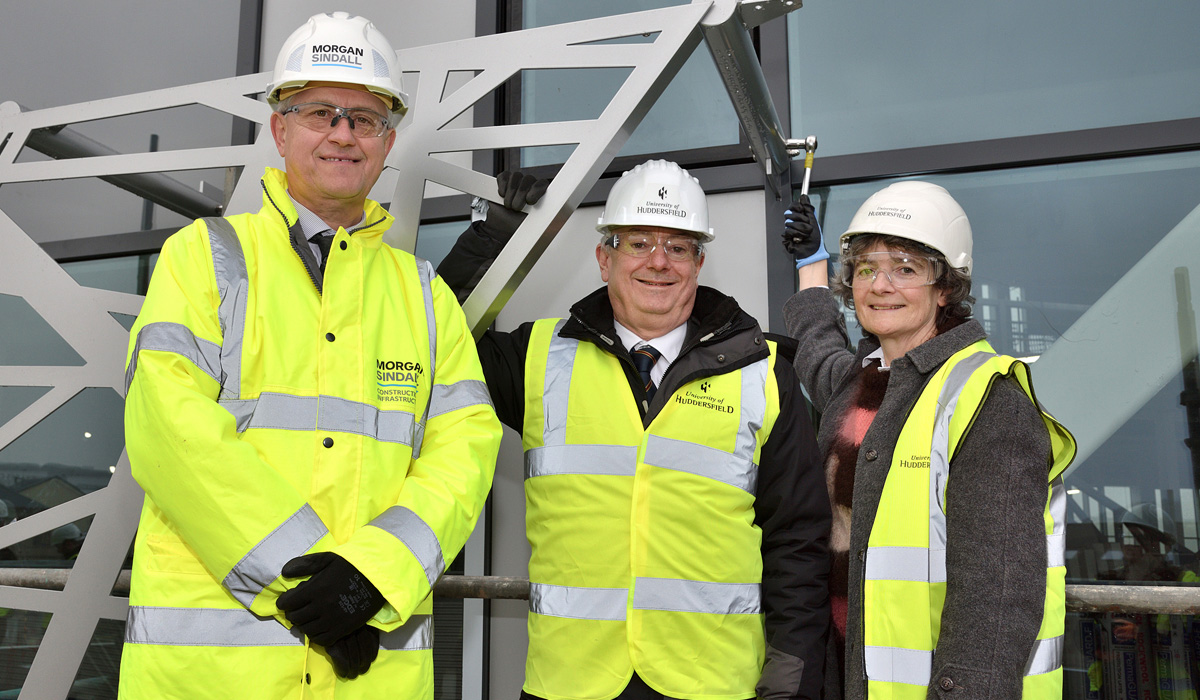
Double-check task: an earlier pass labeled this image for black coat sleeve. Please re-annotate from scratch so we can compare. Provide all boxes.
[473,322,536,433]
[435,221,509,305]
[755,356,832,700]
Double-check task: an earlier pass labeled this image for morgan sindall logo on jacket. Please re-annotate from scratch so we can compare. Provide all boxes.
[376,358,423,405]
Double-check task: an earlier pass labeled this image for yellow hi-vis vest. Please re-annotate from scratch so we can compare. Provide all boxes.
[120,168,499,699]
[862,340,1076,699]
[521,318,780,700]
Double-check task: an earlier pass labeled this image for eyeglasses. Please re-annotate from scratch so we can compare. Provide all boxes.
[606,232,703,261]
[281,102,392,138]
[844,251,941,288]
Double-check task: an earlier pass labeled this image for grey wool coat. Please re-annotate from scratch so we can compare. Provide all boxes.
[783,287,1054,700]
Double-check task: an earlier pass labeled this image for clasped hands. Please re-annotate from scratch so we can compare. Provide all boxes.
[277,552,386,680]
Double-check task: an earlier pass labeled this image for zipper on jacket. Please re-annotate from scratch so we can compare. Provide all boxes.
[262,180,324,294]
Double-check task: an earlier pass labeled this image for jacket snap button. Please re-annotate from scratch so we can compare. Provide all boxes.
[939,677,955,691]
[717,354,726,362]
[754,337,761,345]
[339,241,347,250]
[325,332,335,342]
[857,549,864,562]
[322,437,333,448]
[864,449,877,461]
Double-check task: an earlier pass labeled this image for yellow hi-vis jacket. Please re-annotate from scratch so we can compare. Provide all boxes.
[862,340,1076,699]
[520,318,780,700]
[119,168,501,699]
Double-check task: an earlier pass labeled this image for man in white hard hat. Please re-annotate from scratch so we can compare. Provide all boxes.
[120,12,501,698]
[439,160,830,700]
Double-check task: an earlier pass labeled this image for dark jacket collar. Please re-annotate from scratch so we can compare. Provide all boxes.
[854,319,989,375]
[561,285,757,351]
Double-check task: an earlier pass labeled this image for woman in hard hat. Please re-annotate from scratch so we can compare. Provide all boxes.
[780,182,1076,700]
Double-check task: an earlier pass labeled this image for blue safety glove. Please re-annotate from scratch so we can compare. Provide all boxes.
[324,625,380,679]
[782,194,829,268]
[277,552,386,648]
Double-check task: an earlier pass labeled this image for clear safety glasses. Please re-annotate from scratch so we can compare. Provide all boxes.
[281,102,392,138]
[843,251,942,289]
[606,232,703,262]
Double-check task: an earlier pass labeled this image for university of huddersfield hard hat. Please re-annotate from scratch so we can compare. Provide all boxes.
[596,160,714,243]
[840,181,973,274]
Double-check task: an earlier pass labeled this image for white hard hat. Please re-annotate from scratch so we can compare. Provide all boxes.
[597,160,713,243]
[266,12,408,117]
[1123,503,1176,541]
[840,181,973,274]
[51,523,83,547]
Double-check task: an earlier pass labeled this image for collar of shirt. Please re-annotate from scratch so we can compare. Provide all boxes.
[613,320,687,387]
[288,194,365,263]
[862,346,889,370]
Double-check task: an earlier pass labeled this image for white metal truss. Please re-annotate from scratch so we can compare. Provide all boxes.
[0,1,804,697]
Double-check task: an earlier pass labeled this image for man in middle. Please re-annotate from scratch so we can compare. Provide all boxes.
[438,159,830,700]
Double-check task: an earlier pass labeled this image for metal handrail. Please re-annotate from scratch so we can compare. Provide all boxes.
[1,569,1198,613]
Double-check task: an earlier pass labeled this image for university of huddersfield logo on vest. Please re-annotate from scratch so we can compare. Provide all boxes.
[899,455,931,469]
[675,379,735,414]
[376,357,422,405]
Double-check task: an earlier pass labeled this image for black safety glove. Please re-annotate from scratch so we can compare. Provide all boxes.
[477,170,551,242]
[324,624,380,679]
[277,552,386,647]
[781,194,829,267]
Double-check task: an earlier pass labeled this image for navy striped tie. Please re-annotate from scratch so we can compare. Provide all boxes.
[631,344,662,401]
[313,233,335,272]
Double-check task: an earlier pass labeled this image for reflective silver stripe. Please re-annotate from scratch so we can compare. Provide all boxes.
[1047,477,1066,568]
[411,259,438,460]
[204,217,248,400]
[223,504,328,607]
[642,435,756,494]
[125,606,304,647]
[369,507,445,587]
[380,614,433,651]
[126,321,223,394]
[428,379,493,420]
[317,394,416,445]
[733,358,769,469]
[864,546,946,584]
[528,582,628,621]
[416,258,437,381]
[1024,635,1064,676]
[125,606,433,653]
[929,351,996,557]
[632,577,760,615]
[541,321,574,448]
[525,444,638,479]
[864,645,932,686]
[217,392,417,445]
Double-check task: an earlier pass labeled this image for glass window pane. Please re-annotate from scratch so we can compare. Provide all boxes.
[521,0,740,166]
[787,3,1200,157]
[416,220,471,268]
[61,254,158,296]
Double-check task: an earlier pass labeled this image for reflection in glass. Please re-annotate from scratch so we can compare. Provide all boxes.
[62,254,158,296]
[0,609,49,693]
[520,0,739,166]
[0,294,86,367]
[70,618,125,699]
[786,2,1200,157]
